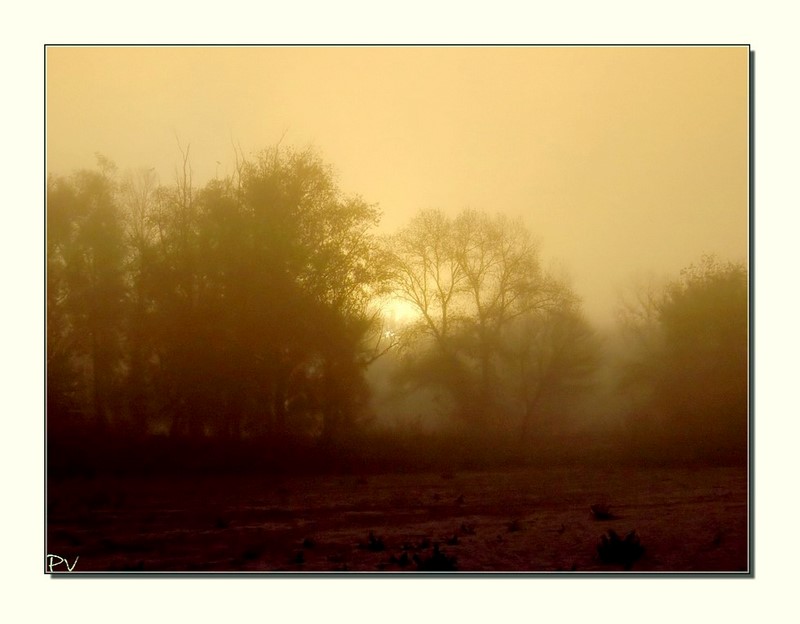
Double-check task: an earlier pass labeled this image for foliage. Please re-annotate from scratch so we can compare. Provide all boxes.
[47,146,389,444]
[386,208,598,434]
[618,255,748,459]
[47,162,127,431]
[414,543,458,571]
[597,529,644,569]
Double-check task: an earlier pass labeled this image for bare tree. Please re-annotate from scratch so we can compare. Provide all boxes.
[388,209,466,348]
[387,208,587,429]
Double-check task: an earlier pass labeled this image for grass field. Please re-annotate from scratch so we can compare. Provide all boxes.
[46,464,748,573]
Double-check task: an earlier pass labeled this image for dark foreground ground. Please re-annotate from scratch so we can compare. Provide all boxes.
[46,464,748,573]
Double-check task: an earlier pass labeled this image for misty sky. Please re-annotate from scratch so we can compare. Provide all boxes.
[46,46,749,325]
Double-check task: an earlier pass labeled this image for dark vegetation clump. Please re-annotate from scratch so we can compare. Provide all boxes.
[597,529,644,570]
[240,544,265,562]
[589,503,616,520]
[507,519,523,532]
[389,552,411,567]
[414,544,458,572]
[302,537,317,549]
[459,522,477,535]
[359,530,386,552]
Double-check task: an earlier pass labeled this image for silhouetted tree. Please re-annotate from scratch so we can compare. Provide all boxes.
[119,167,161,433]
[503,305,600,438]
[385,209,476,419]
[46,158,127,430]
[138,146,388,441]
[47,145,390,448]
[387,208,591,431]
[618,255,748,459]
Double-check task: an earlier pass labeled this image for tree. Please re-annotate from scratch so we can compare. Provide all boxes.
[118,167,161,433]
[618,255,748,459]
[138,145,389,441]
[47,145,391,448]
[452,209,572,423]
[384,209,475,419]
[234,146,389,440]
[46,159,127,430]
[47,174,82,428]
[386,208,591,431]
[503,305,600,438]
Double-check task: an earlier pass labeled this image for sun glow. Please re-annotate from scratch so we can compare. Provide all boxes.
[381,295,420,327]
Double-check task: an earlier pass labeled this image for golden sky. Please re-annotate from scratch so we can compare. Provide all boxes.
[46,46,749,324]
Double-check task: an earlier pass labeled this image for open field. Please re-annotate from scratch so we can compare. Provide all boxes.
[46,465,748,574]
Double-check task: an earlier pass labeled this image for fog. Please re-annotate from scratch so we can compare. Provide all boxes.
[47,46,748,326]
[45,46,749,573]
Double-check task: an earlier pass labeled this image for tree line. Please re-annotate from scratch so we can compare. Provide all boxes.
[48,147,392,443]
[46,146,748,461]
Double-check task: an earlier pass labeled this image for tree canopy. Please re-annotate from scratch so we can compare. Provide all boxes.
[385,208,598,434]
[46,148,747,467]
[47,147,390,444]
[618,255,748,459]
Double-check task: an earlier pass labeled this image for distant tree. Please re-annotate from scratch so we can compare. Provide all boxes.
[47,174,82,428]
[46,158,127,430]
[387,208,592,431]
[234,146,390,440]
[385,209,475,419]
[451,209,576,424]
[618,255,748,459]
[138,145,389,441]
[503,305,600,439]
[118,167,161,433]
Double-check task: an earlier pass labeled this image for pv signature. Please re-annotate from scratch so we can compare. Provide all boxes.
[46,554,79,572]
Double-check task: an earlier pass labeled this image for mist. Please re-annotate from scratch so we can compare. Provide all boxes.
[47,46,748,327]
[45,46,749,574]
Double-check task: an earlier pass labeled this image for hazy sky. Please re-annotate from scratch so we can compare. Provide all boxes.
[46,46,748,325]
